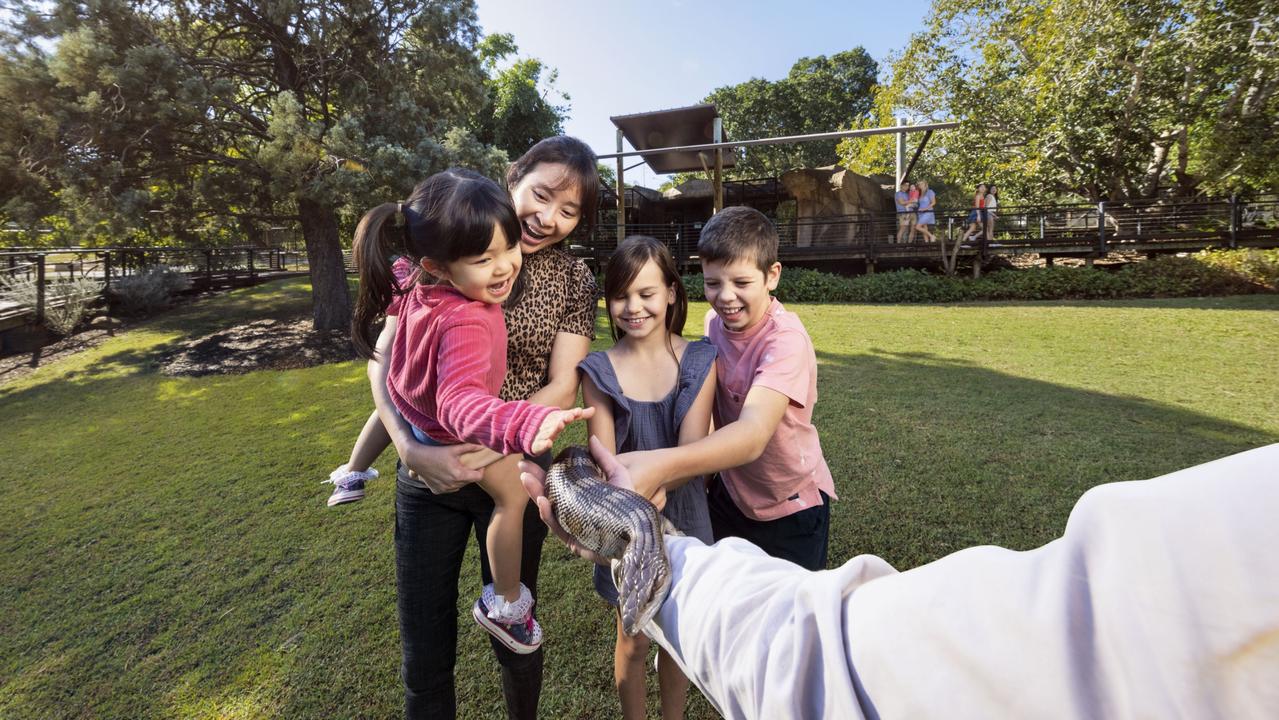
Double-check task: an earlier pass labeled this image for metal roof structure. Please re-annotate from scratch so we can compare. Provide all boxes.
[609,104,736,175]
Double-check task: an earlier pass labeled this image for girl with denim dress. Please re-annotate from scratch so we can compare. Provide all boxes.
[578,236,717,720]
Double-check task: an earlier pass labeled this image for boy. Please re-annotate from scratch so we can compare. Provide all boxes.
[618,206,836,569]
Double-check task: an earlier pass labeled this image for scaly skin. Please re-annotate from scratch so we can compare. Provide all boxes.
[544,446,678,635]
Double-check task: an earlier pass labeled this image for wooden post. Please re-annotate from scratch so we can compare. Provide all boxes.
[616,129,626,245]
[895,117,906,187]
[1097,201,1108,254]
[35,254,46,325]
[101,251,112,291]
[248,248,256,281]
[1228,194,1238,249]
[205,250,213,289]
[1045,255,1055,267]
[713,117,724,213]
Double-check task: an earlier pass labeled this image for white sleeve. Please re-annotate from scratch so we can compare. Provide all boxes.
[646,536,896,720]
[647,444,1279,720]
[848,443,1279,719]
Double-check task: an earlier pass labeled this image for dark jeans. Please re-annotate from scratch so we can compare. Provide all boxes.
[394,461,549,720]
[708,476,831,570]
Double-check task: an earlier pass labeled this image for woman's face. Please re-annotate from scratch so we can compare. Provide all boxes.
[510,162,584,254]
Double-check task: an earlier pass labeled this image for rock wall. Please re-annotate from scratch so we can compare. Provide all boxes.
[779,166,895,246]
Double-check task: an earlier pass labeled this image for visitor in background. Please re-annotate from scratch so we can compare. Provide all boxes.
[910,181,920,244]
[984,184,1000,244]
[960,183,987,245]
[913,180,936,243]
[894,180,914,243]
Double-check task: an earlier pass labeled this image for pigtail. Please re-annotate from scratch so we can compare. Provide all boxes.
[351,202,405,359]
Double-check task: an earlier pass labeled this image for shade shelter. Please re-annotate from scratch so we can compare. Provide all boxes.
[608,105,736,241]
[602,110,958,241]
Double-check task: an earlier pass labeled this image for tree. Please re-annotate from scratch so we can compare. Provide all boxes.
[2,0,503,330]
[704,49,878,179]
[472,33,568,159]
[839,0,1279,202]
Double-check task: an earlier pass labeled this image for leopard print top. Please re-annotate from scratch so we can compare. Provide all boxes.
[500,245,597,401]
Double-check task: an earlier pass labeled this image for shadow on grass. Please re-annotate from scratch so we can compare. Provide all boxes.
[812,348,1276,570]
[946,294,1279,311]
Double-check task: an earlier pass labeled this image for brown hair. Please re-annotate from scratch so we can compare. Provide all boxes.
[696,206,778,274]
[604,236,688,346]
[350,168,521,359]
[506,135,600,239]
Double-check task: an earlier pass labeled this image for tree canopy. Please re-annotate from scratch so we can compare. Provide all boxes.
[701,48,878,180]
[0,0,567,329]
[840,0,1278,203]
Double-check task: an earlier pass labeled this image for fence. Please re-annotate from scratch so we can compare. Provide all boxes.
[0,245,302,326]
[574,195,1279,265]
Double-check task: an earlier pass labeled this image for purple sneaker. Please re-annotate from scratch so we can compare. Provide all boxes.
[473,587,543,655]
[323,465,378,507]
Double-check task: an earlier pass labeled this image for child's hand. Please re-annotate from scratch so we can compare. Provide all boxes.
[530,406,596,455]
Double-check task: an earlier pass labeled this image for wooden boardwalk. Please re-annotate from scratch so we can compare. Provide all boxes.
[574,196,1279,271]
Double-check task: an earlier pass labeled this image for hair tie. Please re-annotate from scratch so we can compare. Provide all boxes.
[396,201,413,248]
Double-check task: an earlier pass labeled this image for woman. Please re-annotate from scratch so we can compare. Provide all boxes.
[913,180,936,243]
[984,183,1000,243]
[349,136,601,719]
[961,183,987,245]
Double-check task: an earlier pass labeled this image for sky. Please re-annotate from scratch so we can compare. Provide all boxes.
[475,0,933,188]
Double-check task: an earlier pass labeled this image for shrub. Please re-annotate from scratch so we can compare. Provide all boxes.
[111,265,193,315]
[674,249,1277,306]
[683,273,706,301]
[0,274,103,335]
[848,269,967,303]
[1193,248,1279,290]
[775,268,860,303]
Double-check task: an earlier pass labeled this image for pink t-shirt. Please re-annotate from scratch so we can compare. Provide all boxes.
[706,298,836,521]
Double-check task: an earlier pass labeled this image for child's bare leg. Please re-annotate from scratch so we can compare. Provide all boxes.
[614,615,650,720]
[347,409,391,471]
[479,455,529,604]
[657,646,690,720]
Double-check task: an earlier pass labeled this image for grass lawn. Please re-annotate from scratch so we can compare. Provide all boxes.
[2,278,1276,719]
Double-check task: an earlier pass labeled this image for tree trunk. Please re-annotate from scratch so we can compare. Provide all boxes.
[297,196,352,331]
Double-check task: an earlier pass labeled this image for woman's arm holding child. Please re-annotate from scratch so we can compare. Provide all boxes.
[526,332,592,410]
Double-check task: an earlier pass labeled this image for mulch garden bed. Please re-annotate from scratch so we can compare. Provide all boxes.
[158,317,356,376]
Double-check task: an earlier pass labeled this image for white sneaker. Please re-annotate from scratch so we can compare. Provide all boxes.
[322,464,378,507]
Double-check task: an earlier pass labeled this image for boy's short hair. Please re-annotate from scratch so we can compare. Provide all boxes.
[697,206,778,273]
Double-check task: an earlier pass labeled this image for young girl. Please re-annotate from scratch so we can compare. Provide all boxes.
[579,236,717,720]
[350,168,591,654]
[961,182,988,244]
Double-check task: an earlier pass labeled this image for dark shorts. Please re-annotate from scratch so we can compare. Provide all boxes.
[707,476,830,570]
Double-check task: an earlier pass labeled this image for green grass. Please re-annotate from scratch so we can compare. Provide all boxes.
[2,279,1276,718]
